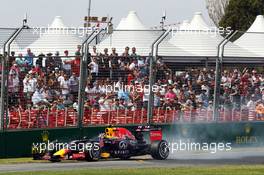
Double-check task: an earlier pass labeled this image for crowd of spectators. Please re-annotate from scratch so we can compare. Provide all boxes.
[5,45,264,119]
[7,46,82,111]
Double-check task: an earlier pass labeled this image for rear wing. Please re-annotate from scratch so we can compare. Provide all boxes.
[134,125,163,142]
[134,125,161,132]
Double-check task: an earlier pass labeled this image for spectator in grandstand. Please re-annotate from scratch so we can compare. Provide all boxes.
[111,98,120,110]
[9,51,16,68]
[62,50,72,76]
[230,84,241,109]
[254,87,262,101]
[24,48,34,68]
[128,59,138,71]
[88,57,99,84]
[247,94,257,111]
[58,72,70,100]
[54,67,61,78]
[64,49,81,77]
[261,75,264,86]
[122,46,130,64]
[197,89,209,108]
[15,53,26,71]
[109,48,119,81]
[221,70,231,87]
[98,48,109,79]
[222,86,232,110]
[83,99,92,110]
[91,46,99,58]
[262,88,264,101]
[252,69,260,87]
[131,47,139,60]
[75,45,82,56]
[255,101,264,119]
[45,53,55,74]
[35,53,45,70]
[98,93,113,111]
[165,86,177,100]
[23,72,37,107]
[138,56,147,76]
[68,73,79,101]
[56,98,66,110]
[54,51,63,70]
[31,88,49,106]
[131,90,143,109]
[31,64,43,77]
[8,72,20,105]
[9,62,20,77]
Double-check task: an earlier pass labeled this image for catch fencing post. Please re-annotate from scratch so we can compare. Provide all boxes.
[147,29,171,125]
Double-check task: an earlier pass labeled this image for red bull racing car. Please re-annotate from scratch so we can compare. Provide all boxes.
[32,126,170,162]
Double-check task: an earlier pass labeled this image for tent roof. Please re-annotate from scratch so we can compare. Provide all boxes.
[50,16,67,28]
[158,12,259,61]
[116,18,127,30]
[247,15,264,32]
[231,15,264,57]
[123,11,147,30]
[159,12,223,57]
[96,11,160,56]
[11,16,83,56]
[189,12,210,30]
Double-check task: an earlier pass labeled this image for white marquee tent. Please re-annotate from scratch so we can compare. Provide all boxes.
[159,12,225,60]
[225,15,264,58]
[116,18,128,30]
[95,11,162,56]
[223,15,264,61]
[158,12,257,63]
[11,16,83,56]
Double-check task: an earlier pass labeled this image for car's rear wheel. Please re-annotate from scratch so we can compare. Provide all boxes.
[85,143,101,161]
[150,140,169,160]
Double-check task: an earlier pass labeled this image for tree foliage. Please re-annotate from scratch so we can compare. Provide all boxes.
[219,0,264,32]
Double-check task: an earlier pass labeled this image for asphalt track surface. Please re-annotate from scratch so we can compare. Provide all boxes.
[1,147,264,173]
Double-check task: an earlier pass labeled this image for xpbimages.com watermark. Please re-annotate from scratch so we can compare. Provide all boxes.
[33,140,232,154]
[171,26,232,38]
[168,140,232,154]
[32,26,100,38]
[97,83,164,95]
[32,141,100,153]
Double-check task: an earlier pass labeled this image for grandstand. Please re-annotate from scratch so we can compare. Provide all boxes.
[0,11,263,131]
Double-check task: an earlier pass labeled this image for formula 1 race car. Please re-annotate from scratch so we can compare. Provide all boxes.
[32,126,170,162]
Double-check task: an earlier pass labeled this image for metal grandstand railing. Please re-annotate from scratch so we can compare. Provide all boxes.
[5,106,262,130]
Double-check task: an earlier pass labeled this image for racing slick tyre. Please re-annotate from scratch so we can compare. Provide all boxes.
[49,155,62,162]
[85,142,101,161]
[32,153,43,160]
[150,140,169,160]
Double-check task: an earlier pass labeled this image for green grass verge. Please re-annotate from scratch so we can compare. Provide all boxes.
[2,166,264,175]
[0,158,45,164]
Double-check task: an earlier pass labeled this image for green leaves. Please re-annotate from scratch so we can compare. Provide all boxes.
[219,0,264,31]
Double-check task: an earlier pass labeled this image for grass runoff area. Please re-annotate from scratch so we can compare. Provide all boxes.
[1,158,264,174]
[1,166,264,175]
[0,157,44,164]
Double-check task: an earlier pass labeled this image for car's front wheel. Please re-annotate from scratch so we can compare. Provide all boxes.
[85,142,101,161]
[150,140,169,160]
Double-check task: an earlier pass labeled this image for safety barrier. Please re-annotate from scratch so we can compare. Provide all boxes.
[4,107,263,130]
